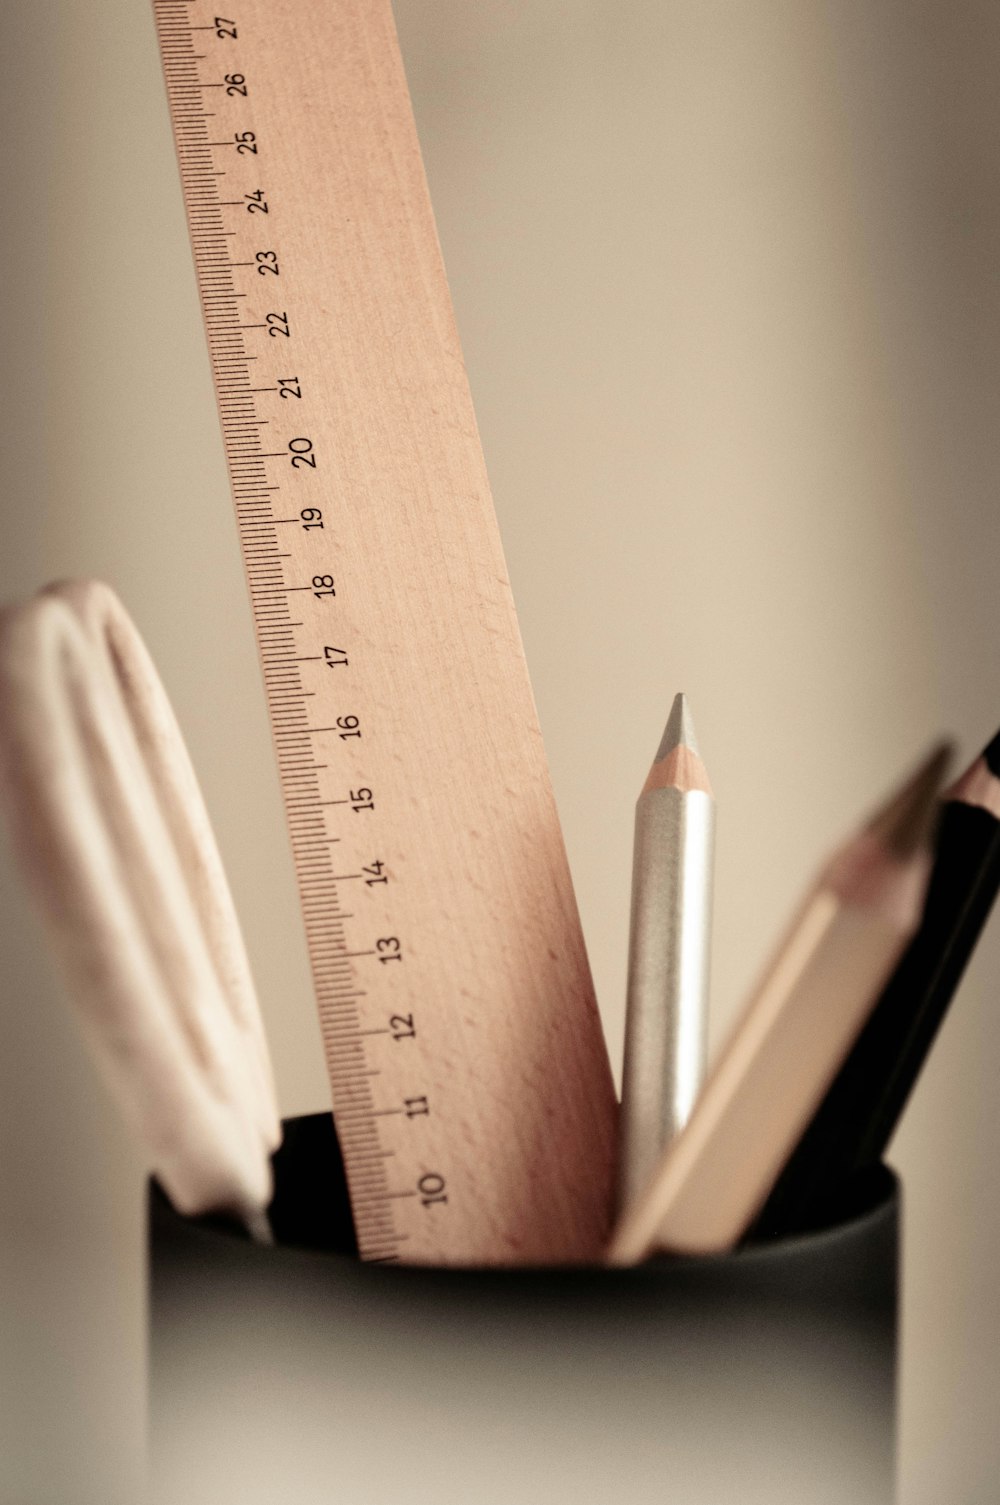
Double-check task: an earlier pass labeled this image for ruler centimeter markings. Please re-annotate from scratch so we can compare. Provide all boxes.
[150,0,617,1264]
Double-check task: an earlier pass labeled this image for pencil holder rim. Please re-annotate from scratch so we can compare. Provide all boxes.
[150,1113,899,1279]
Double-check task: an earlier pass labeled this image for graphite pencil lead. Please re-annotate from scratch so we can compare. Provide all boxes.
[868,741,953,858]
[644,694,712,796]
[983,725,1000,778]
[656,692,699,761]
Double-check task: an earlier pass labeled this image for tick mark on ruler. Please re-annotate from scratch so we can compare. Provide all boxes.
[351,1192,417,1207]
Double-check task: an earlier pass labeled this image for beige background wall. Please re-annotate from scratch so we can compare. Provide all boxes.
[2,2,999,1500]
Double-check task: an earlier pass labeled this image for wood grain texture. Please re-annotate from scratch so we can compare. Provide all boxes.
[152,0,617,1263]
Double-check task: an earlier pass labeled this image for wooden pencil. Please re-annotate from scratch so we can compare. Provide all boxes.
[756,727,1000,1238]
[608,742,950,1263]
[617,694,714,1216]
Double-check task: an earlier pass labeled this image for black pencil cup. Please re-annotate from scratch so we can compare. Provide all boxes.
[150,1114,899,1505]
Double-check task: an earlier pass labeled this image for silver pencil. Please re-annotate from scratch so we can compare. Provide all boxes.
[617,694,715,1217]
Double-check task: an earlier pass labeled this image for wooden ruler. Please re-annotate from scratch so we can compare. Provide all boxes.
[150,0,616,1264]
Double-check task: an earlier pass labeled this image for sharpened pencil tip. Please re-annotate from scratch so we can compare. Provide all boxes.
[983,725,1000,779]
[655,693,699,761]
[868,740,953,858]
[642,694,713,797]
